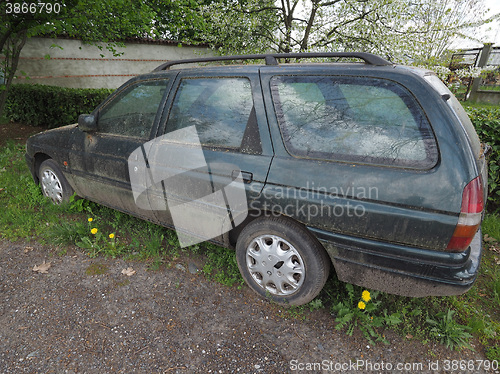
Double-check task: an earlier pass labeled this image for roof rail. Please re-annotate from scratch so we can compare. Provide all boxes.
[153,52,392,71]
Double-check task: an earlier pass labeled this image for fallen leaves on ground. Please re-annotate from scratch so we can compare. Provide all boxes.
[121,267,136,276]
[488,245,500,254]
[484,235,500,253]
[32,261,51,273]
[484,234,498,244]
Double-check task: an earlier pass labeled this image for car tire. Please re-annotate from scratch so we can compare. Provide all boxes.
[236,216,330,306]
[39,159,74,204]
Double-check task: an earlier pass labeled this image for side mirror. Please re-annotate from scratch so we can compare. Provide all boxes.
[78,114,98,132]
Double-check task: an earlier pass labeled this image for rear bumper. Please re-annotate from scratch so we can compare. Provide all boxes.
[311,227,482,297]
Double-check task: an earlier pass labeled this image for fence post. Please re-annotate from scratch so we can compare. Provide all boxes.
[468,43,493,102]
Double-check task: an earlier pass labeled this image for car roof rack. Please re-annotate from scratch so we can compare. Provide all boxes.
[153,52,392,71]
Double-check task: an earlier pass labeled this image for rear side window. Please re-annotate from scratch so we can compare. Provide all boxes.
[166,77,254,149]
[271,76,437,168]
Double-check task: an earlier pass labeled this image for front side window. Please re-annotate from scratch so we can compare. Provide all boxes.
[271,76,437,168]
[98,79,169,138]
[166,77,254,149]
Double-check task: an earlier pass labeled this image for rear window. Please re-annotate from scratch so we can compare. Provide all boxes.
[424,74,481,159]
[271,76,438,168]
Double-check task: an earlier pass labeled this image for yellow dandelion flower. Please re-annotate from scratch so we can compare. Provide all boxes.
[109,233,115,239]
[358,301,366,310]
[362,290,371,302]
[88,218,93,222]
[91,228,98,235]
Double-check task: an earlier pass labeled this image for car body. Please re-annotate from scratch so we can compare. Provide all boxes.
[26,53,488,305]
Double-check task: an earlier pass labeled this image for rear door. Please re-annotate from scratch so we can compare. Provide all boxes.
[144,69,274,246]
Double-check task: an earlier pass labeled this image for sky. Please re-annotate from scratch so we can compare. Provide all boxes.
[473,0,500,47]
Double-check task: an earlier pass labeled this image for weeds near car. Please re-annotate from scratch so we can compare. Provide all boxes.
[450,214,500,359]
[47,220,88,247]
[426,309,473,350]
[328,283,484,350]
[202,242,244,287]
[331,284,402,345]
[75,218,122,258]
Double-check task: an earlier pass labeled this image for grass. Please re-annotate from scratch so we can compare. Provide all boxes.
[0,139,235,283]
[1,136,499,356]
[202,242,244,287]
[463,100,500,110]
[0,140,68,241]
[483,214,500,239]
[85,263,109,276]
[480,85,500,92]
[454,214,500,359]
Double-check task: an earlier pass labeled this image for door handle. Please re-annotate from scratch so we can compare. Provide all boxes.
[232,170,253,183]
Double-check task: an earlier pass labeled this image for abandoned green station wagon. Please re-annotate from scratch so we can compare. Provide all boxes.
[26,53,488,305]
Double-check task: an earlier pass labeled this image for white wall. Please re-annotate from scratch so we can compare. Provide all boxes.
[12,37,212,89]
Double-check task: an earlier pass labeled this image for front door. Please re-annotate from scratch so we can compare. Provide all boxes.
[69,77,173,221]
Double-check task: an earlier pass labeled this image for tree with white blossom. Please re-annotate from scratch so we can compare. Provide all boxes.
[177,0,499,64]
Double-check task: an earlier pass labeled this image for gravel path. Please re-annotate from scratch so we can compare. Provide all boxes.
[0,240,493,374]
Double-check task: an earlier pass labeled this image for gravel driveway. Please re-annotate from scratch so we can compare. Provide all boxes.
[0,240,493,374]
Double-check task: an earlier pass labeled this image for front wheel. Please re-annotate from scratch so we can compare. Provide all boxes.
[39,159,74,204]
[236,216,330,306]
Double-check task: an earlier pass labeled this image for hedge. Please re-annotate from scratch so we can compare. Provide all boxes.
[465,105,500,211]
[5,84,114,128]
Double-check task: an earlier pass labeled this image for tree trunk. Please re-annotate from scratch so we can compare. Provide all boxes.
[299,2,318,52]
[0,29,27,117]
[0,28,13,56]
[279,0,296,53]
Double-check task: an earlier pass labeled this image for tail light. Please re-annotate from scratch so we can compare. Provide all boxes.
[446,176,484,252]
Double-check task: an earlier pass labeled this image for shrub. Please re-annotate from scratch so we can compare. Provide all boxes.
[5,84,113,128]
[464,106,500,211]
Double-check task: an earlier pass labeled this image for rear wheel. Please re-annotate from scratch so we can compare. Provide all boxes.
[236,216,330,305]
[39,159,74,204]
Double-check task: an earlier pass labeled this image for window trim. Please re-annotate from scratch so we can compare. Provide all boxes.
[270,75,439,170]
